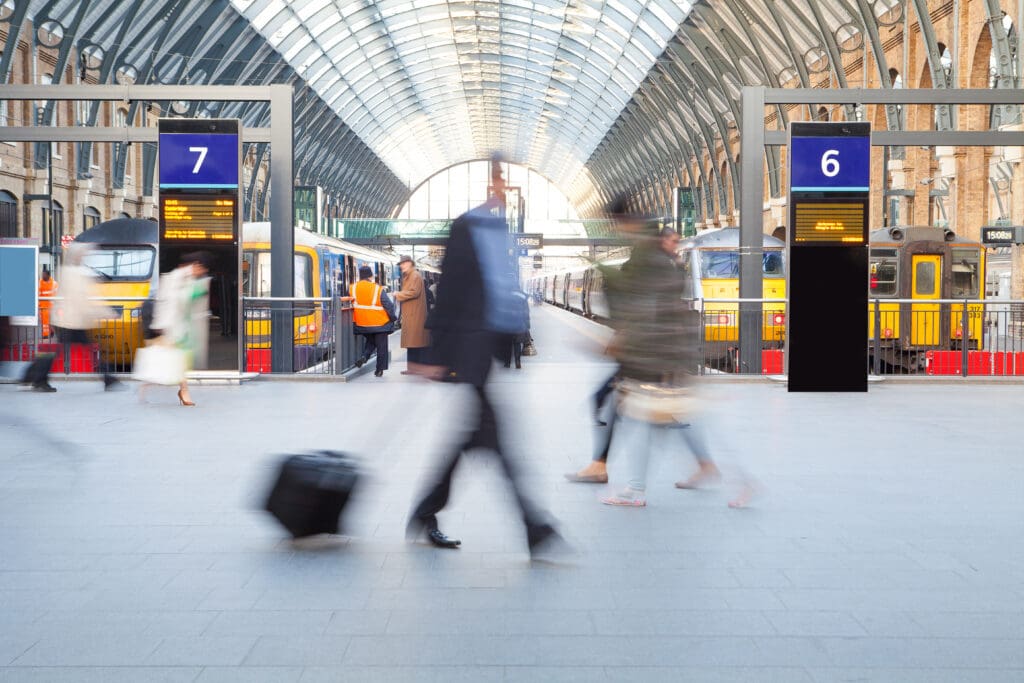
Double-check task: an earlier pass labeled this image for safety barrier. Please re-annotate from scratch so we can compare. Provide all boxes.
[241,297,360,375]
[696,297,1024,378]
[0,295,364,377]
[1,296,147,375]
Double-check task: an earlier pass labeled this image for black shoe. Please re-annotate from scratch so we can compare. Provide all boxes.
[515,361,522,369]
[528,524,568,562]
[354,358,365,368]
[427,529,461,549]
[104,379,125,392]
[374,369,384,377]
[32,383,57,393]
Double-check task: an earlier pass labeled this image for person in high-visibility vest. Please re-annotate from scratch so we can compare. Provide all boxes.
[345,265,396,377]
[38,267,57,338]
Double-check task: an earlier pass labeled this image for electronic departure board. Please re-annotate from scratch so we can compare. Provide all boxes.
[158,118,242,372]
[792,200,867,244]
[787,121,870,393]
[160,196,236,242]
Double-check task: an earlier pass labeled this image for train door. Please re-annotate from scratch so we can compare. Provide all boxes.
[911,254,941,346]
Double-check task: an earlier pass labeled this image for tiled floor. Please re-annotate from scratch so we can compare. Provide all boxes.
[1,305,1022,682]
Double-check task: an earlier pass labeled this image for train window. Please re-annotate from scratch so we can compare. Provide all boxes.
[701,251,739,278]
[869,252,898,297]
[914,261,936,296]
[244,251,313,297]
[82,247,154,281]
[763,251,785,277]
[951,248,981,298]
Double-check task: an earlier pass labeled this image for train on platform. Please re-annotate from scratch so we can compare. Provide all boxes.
[532,225,989,374]
[531,228,787,370]
[868,226,985,372]
[72,218,412,370]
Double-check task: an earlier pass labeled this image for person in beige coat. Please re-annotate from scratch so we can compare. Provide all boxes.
[392,255,430,374]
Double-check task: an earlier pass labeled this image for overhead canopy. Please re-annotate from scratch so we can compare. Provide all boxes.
[17,0,994,219]
[229,0,692,191]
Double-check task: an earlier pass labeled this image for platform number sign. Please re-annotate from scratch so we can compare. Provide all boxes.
[789,131,870,193]
[159,130,240,189]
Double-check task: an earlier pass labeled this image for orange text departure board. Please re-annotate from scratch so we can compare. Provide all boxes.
[160,196,236,241]
[792,201,866,245]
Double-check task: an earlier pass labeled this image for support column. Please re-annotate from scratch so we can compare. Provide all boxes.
[739,87,765,374]
[270,84,295,373]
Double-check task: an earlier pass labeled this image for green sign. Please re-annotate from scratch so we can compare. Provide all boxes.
[676,187,697,237]
[294,186,322,233]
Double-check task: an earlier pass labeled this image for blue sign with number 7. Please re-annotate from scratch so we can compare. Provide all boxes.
[159,132,239,189]
[790,135,870,192]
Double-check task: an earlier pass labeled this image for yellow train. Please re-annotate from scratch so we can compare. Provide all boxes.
[868,226,985,371]
[678,228,786,370]
[72,218,405,370]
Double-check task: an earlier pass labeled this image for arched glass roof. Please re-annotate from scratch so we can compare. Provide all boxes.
[229,0,693,189]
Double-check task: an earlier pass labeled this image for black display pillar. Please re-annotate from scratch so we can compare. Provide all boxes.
[787,122,870,392]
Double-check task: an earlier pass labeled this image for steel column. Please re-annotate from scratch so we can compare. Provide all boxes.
[269,84,295,373]
[739,86,765,374]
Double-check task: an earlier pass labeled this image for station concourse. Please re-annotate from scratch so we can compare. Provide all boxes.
[3,0,1024,679]
[3,304,1024,681]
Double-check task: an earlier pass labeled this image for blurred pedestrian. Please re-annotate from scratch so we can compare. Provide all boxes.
[501,291,530,369]
[38,267,57,339]
[392,255,430,375]
[407,157,561,558]
[136,252,211,406]
[52,243,120,391]
[347,265,395,377]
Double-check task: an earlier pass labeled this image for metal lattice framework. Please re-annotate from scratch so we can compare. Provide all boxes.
[11,0,408,218]
[8,0,1022,219]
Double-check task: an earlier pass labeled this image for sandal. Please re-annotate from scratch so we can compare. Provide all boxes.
[601,490,647,507]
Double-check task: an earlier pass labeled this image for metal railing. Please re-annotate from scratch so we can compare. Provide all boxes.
[1,295,365,377]
[1,296,147,375]
[694,297,1024,378]
[241,296,361,375]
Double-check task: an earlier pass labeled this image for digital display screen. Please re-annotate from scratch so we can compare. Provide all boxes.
[982,227,1019,244]
[158,131,239,189]
[160,196,236,242]
[793,201,867,244]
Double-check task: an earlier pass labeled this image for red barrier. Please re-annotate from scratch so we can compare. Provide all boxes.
[246,349,271,373]
[762,349,783,374]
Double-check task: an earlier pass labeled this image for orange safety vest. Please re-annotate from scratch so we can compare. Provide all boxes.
[38,278,57,309]
[349,280,390,328]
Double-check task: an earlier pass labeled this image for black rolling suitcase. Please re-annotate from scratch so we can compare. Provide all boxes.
[265,451,360,538]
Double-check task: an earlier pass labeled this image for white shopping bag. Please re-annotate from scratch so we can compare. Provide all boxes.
[133,345,187,385]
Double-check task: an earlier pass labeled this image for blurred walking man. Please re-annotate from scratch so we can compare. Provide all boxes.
[407,157,561,559]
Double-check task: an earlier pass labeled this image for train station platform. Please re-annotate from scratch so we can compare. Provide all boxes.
[1,304,1023,682]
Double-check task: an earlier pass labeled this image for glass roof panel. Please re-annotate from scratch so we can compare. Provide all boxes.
[230,0,693,188]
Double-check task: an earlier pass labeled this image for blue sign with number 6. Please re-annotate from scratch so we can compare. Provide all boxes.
[159,132,239,188]
[790,135,870,192]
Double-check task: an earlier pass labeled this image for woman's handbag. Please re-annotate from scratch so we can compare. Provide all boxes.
[133,344,187,385]
[521,340,538,356]
[616,379,696,425]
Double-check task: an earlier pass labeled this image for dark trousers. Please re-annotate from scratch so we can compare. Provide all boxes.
[360,333,389,372]
[59,328,116,385]
[593,370,618,463]
[412,384,545,539]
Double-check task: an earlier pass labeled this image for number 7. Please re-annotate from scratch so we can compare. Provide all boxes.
[188,146,208,174]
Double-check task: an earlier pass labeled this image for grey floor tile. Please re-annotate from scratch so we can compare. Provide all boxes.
[202,610,332,637]
[10,635,163,666]
[194,666,304,682]
[146,636,258,666]
[764,611,868,637]
[243,636,351,666]
[603,667,813,683]
[0,667,201,682]
[299,666,505,682]
[808,668,1024,683]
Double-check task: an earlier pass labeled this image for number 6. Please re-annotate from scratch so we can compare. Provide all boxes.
[821,149,840,177]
